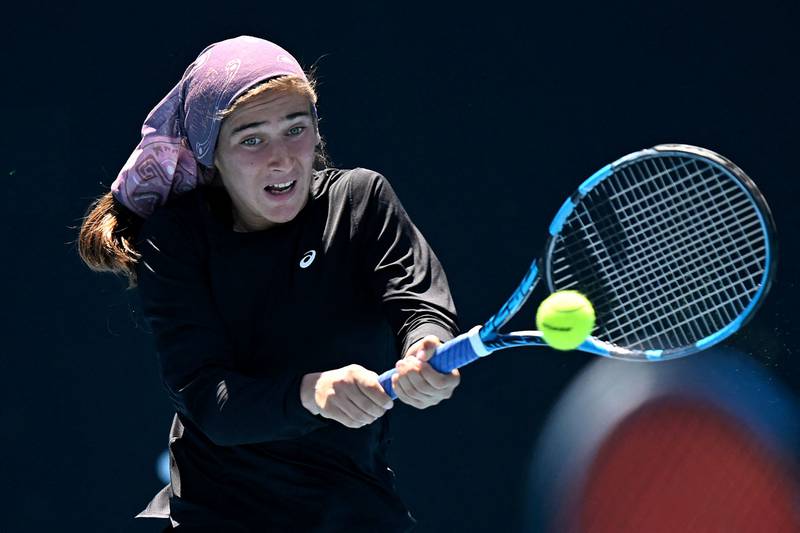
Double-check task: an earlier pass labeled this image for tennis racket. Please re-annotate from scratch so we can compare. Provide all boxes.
[378,144,777,399]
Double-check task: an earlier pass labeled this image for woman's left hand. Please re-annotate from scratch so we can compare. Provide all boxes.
[391,335,460,409]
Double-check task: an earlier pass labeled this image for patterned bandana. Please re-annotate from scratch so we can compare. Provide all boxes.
[111,36,310,218]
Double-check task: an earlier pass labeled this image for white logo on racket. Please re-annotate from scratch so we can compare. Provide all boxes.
[299,250,316,269]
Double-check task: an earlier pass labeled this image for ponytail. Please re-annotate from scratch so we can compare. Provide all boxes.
[77,192,143,289]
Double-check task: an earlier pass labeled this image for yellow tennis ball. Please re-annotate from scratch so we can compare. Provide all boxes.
[536,290,596,351]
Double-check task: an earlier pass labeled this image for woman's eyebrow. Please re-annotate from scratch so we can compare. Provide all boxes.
[230,112,311,135]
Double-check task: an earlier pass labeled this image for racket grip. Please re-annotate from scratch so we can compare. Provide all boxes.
[378,327,488,399]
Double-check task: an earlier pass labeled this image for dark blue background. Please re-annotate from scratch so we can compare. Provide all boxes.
[6,1,799,531]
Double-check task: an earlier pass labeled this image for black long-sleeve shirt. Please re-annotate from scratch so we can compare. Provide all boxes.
[133,168,459,531]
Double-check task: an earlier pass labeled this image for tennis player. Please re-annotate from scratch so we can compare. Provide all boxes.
[78,35,460,532]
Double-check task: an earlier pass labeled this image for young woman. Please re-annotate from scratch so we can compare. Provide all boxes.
[78,36,460,532]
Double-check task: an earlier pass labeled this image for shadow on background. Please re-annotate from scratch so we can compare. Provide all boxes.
[525,347,800,532]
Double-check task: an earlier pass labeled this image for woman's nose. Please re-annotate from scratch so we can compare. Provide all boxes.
[266,139,291,170]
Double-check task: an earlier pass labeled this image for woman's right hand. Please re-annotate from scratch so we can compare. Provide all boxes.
[300,365,394,428]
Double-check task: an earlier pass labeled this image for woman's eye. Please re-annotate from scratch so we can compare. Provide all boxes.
[287,126,306,136]
[241,137,261,146]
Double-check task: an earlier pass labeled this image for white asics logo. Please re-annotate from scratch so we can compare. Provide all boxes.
[299,250,316,269]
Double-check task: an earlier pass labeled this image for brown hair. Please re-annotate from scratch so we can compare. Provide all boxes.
[77,73,327,289]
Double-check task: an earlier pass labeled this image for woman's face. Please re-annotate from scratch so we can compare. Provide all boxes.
[214,90,319,232]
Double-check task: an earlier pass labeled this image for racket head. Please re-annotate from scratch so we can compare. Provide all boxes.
[543,144,777,361]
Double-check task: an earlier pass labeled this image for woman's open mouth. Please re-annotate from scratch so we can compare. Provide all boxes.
[263,180,297,196]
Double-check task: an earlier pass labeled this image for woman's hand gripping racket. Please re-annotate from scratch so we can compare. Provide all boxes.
[379,144,777,399]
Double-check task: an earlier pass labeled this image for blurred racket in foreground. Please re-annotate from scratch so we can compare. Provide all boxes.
[380,144,777,397]
[526,348,800,533]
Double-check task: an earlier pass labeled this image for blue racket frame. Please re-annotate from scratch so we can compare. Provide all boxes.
[378,144,777,399]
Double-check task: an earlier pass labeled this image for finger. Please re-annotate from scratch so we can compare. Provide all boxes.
[345,386,389,418]
[320,404,363,428]
[410,336,442,362]
[393,374,432,409]
[415,362,460,391]
[421,337,442,361]
[397,358,441,398]
[403,368,442,398]
[355,377,394,410]
[334,395,376,426]
[395,371,439,408]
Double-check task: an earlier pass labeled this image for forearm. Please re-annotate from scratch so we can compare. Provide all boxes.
[170,367,328,446]
[300,371,322,415]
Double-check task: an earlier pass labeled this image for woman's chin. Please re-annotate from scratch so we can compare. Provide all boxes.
[257,193,308,226]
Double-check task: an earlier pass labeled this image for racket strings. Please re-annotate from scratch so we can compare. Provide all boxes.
[560,183,761,326]
[557,234,766,349]
[605,158,765,348]
[556,167,757,303]
[588,164,762,349]
[563,161,752,269]
[579,155,703,220]
[550,155,768,352]
[553,192,764,313]
[624,157,765,326]
[571,177,765,327]
[648,157,765,288]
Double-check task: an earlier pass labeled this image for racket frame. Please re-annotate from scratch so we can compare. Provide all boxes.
[541,144,777,360]
[378,144,777,397]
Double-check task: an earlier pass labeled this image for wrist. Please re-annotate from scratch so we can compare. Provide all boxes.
[300,372,322,415]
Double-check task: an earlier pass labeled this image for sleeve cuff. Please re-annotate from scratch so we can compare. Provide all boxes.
[402,323,460,357]
[284,374,331,434]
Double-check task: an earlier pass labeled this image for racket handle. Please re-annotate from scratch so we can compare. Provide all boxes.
[378,327,489,399]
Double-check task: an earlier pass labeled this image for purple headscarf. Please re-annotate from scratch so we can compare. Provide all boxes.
[111,36,311,218]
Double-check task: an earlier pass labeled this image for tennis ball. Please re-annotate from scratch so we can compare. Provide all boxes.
[536,290,596,351]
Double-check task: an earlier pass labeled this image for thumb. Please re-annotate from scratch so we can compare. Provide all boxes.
[412,335,442,362]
